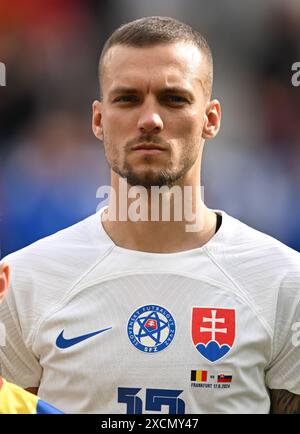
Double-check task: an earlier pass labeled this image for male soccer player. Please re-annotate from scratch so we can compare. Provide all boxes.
[0,16,300,414]
[0,263,62,413]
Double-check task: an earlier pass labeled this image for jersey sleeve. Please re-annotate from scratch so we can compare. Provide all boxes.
[265,271,300,394]
[0,280,42,389]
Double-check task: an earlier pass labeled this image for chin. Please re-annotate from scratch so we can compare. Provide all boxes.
[126,170,184,189]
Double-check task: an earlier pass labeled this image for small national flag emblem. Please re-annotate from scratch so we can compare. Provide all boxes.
[217,374,232,383]
[190,370,208,382]
[145,319,157,330]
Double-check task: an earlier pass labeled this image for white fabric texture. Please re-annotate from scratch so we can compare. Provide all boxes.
[0,208,299,413]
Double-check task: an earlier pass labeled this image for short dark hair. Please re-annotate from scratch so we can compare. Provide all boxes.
[98,16,213,97]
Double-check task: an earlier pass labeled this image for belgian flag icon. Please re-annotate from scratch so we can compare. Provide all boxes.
[190,370,208,382]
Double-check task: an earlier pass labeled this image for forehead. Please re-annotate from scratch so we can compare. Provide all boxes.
[101,42,207,92]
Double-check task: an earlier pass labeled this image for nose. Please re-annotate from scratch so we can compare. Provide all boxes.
[137,101,163,134]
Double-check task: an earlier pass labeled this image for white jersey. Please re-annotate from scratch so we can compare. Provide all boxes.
[1,208,300,414]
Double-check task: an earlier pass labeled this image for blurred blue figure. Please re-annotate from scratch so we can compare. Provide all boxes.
[1,111,109,256]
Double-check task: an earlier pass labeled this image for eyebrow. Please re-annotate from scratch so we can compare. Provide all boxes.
[109,87,140,97]
[109,86,195,99]
[158,87,195,100]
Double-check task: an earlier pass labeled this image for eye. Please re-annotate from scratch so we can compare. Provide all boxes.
[113,95,139,103]
[164,95,189,105]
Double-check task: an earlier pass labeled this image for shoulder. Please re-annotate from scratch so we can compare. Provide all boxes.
[4,212,113,283]
[1,212,114,334]
[224,213,300,301]
[208,211,300,329]
[214,211,300,275]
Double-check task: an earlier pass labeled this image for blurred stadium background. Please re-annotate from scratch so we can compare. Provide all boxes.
[0,0,300,256]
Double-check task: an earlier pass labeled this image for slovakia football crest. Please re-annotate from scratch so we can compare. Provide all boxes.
[192,307,236,362]
[127,304,176,353]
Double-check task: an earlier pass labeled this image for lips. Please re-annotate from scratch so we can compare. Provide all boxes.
[131,143,166,155]
[132,143,166,151]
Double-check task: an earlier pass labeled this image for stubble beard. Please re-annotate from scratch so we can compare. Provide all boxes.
[110,148,198,189]
[103,132,200,188]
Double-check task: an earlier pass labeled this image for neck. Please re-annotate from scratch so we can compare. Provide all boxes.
[101,174,217,253]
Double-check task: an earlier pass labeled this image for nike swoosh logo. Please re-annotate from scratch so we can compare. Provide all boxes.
[56,327,112,349]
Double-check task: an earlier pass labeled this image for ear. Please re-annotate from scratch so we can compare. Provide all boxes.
[202,99,221,139]
[92,100,104,141]
[0,263,10,302]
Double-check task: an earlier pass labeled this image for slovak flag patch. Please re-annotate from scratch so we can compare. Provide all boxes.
[192,307,236,362]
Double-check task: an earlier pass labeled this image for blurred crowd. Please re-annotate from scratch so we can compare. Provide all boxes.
[0,0,300,256]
